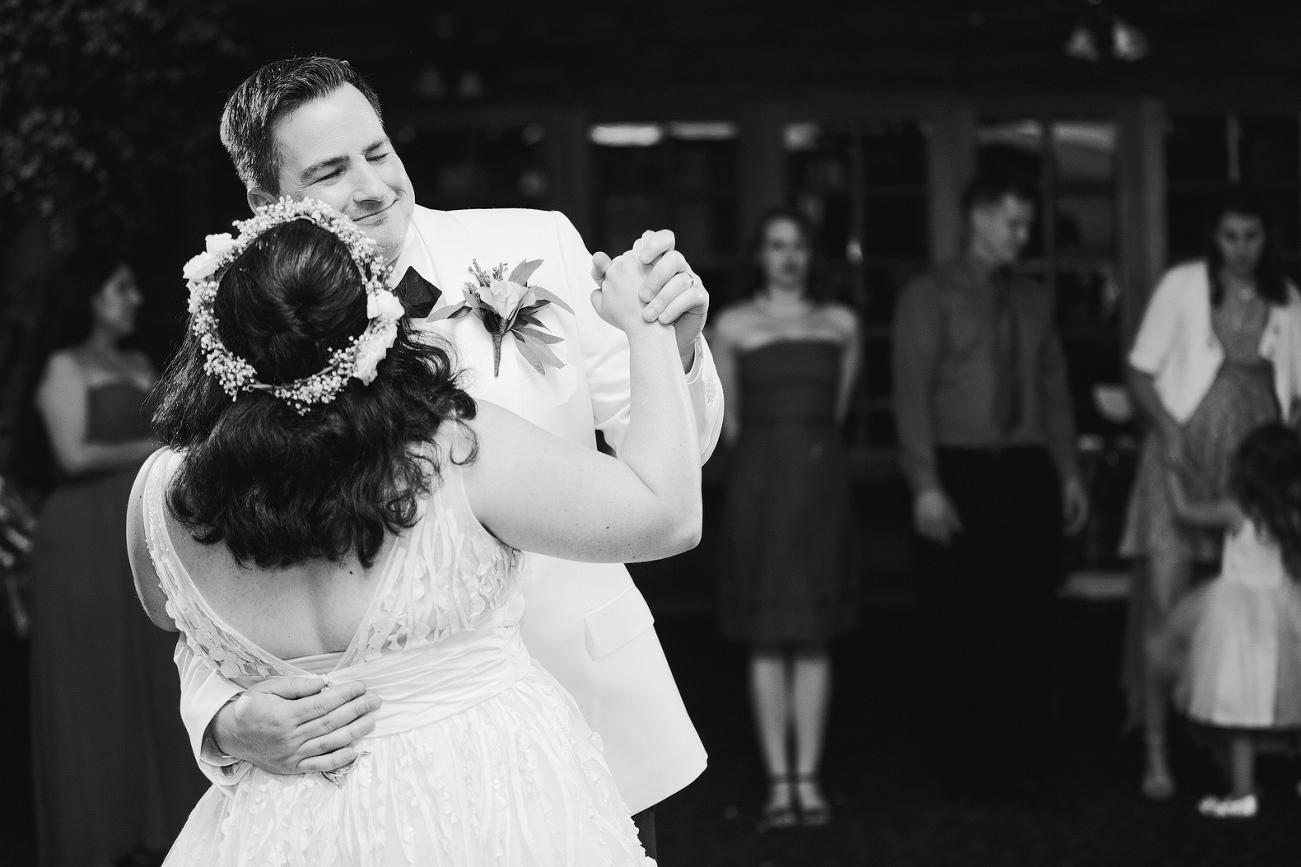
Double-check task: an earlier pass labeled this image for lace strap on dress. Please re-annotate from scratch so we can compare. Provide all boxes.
[141,452,190,624]
[345,429,525,665]
[140,452,286,680]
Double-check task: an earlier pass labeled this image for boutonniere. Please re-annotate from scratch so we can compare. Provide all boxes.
[431,259,573,376]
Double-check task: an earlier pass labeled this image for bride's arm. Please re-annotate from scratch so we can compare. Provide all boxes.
[462,253,702,563]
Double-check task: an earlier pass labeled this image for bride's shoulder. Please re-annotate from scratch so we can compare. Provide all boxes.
[451,401,550,477]
[131,447,176,495]
[127,448,177,528]
[127,447,180,632]
[456,400,519,445]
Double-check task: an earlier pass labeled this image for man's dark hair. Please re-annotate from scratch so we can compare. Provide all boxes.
[961,172,1038,215]
[220,56,384,195]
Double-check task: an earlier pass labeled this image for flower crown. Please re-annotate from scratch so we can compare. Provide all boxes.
[182,197,404,414]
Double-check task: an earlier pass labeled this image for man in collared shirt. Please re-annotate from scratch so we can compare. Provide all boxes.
[892,172,1089,797]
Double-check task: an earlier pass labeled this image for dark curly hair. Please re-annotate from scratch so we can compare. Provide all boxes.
[152,219,475,569]
[1230,422,1301,580]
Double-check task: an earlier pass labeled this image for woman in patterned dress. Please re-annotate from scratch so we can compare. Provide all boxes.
[1121,188,1301,800]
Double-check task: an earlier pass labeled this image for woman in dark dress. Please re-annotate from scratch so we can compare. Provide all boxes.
[713,209,860,828]
[28,261,205,866]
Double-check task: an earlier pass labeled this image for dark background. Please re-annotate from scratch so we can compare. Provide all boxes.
[4,2,1301,863]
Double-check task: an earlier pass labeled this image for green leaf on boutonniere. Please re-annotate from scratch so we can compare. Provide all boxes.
[512,330,566,373]
[463,258,573,377]
[516,326,565,345]
[508,259,544,285]
[529,285,574,314]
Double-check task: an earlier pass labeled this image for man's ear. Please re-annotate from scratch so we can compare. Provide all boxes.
[246,188,276,212]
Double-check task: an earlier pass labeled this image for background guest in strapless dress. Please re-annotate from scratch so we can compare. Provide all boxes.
[712,208,860,829]
[27,260,205,867]
[1120,188,1301,801]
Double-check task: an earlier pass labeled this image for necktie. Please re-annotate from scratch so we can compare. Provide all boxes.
[394,266,442,318]
[992,276,1022,438]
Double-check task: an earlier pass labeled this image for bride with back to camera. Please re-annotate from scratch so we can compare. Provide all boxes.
[126,198,700,864]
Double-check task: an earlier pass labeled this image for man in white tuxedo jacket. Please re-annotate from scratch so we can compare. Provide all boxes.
[172,57,723,853]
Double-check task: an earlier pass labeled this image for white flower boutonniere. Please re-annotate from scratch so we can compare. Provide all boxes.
[431,259,573,376]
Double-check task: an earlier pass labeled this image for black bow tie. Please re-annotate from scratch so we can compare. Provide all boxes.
[394,266,442,318]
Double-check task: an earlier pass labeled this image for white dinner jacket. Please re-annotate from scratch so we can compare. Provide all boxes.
[174,205,724,815]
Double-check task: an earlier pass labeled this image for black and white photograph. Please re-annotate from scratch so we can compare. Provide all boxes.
[2,2,1301,864]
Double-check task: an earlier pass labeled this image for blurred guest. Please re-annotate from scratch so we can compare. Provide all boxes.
[1120,187,1301,800]
[713,209,860,828]
[27,260,204,866]
[893,173,1089,798]
[1147,423,1301,819]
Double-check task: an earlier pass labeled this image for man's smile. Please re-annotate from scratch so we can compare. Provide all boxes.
[353,199,396,224]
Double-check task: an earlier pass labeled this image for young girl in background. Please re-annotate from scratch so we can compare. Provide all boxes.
[1150,422,1301,818]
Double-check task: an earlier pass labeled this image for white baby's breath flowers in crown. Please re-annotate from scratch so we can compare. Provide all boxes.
[181,197,404,414]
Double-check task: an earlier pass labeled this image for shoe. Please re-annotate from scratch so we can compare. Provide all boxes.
[760,776,798,831]
[794,774,832,827]
[1197,793,1258,819]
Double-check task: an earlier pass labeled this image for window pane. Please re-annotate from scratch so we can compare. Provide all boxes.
[402,126,549,211]
[1239,116,1300,186]
[1263,188,1301,259]
[669,138,738,194]
[863,265,908,327]
[785,119,930,451]
[594,142,661,198]
[976,119,1045,185]
[1166,116,1228,183]
[1055,265,1120,333]
[866,407,897,449]
[1166,188,1218,261]
[863,194,927,258]
[1055,193,1115,257]
[861,120,927,184]
[591,124,739,284]
[862,335,892,400]
[1053,122,1116,185]
[599,195,660,256]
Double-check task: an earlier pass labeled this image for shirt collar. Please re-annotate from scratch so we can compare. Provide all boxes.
[946,253,1015,292]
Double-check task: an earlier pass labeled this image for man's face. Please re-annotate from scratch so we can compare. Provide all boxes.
[969,194,1035,269]
[253,84,415,264]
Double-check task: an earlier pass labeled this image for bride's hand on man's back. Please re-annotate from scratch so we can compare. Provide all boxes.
[590,252,655,334]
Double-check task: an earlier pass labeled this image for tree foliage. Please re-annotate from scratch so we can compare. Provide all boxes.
[0,0,241,243]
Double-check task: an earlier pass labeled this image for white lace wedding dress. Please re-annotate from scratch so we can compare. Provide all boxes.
[143,449,654,865]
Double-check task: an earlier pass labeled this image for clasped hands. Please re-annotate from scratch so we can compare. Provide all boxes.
[208,230,709,776]
[591,229,709,370]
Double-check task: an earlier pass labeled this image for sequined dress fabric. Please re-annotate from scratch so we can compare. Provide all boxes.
[144,450,653,866]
